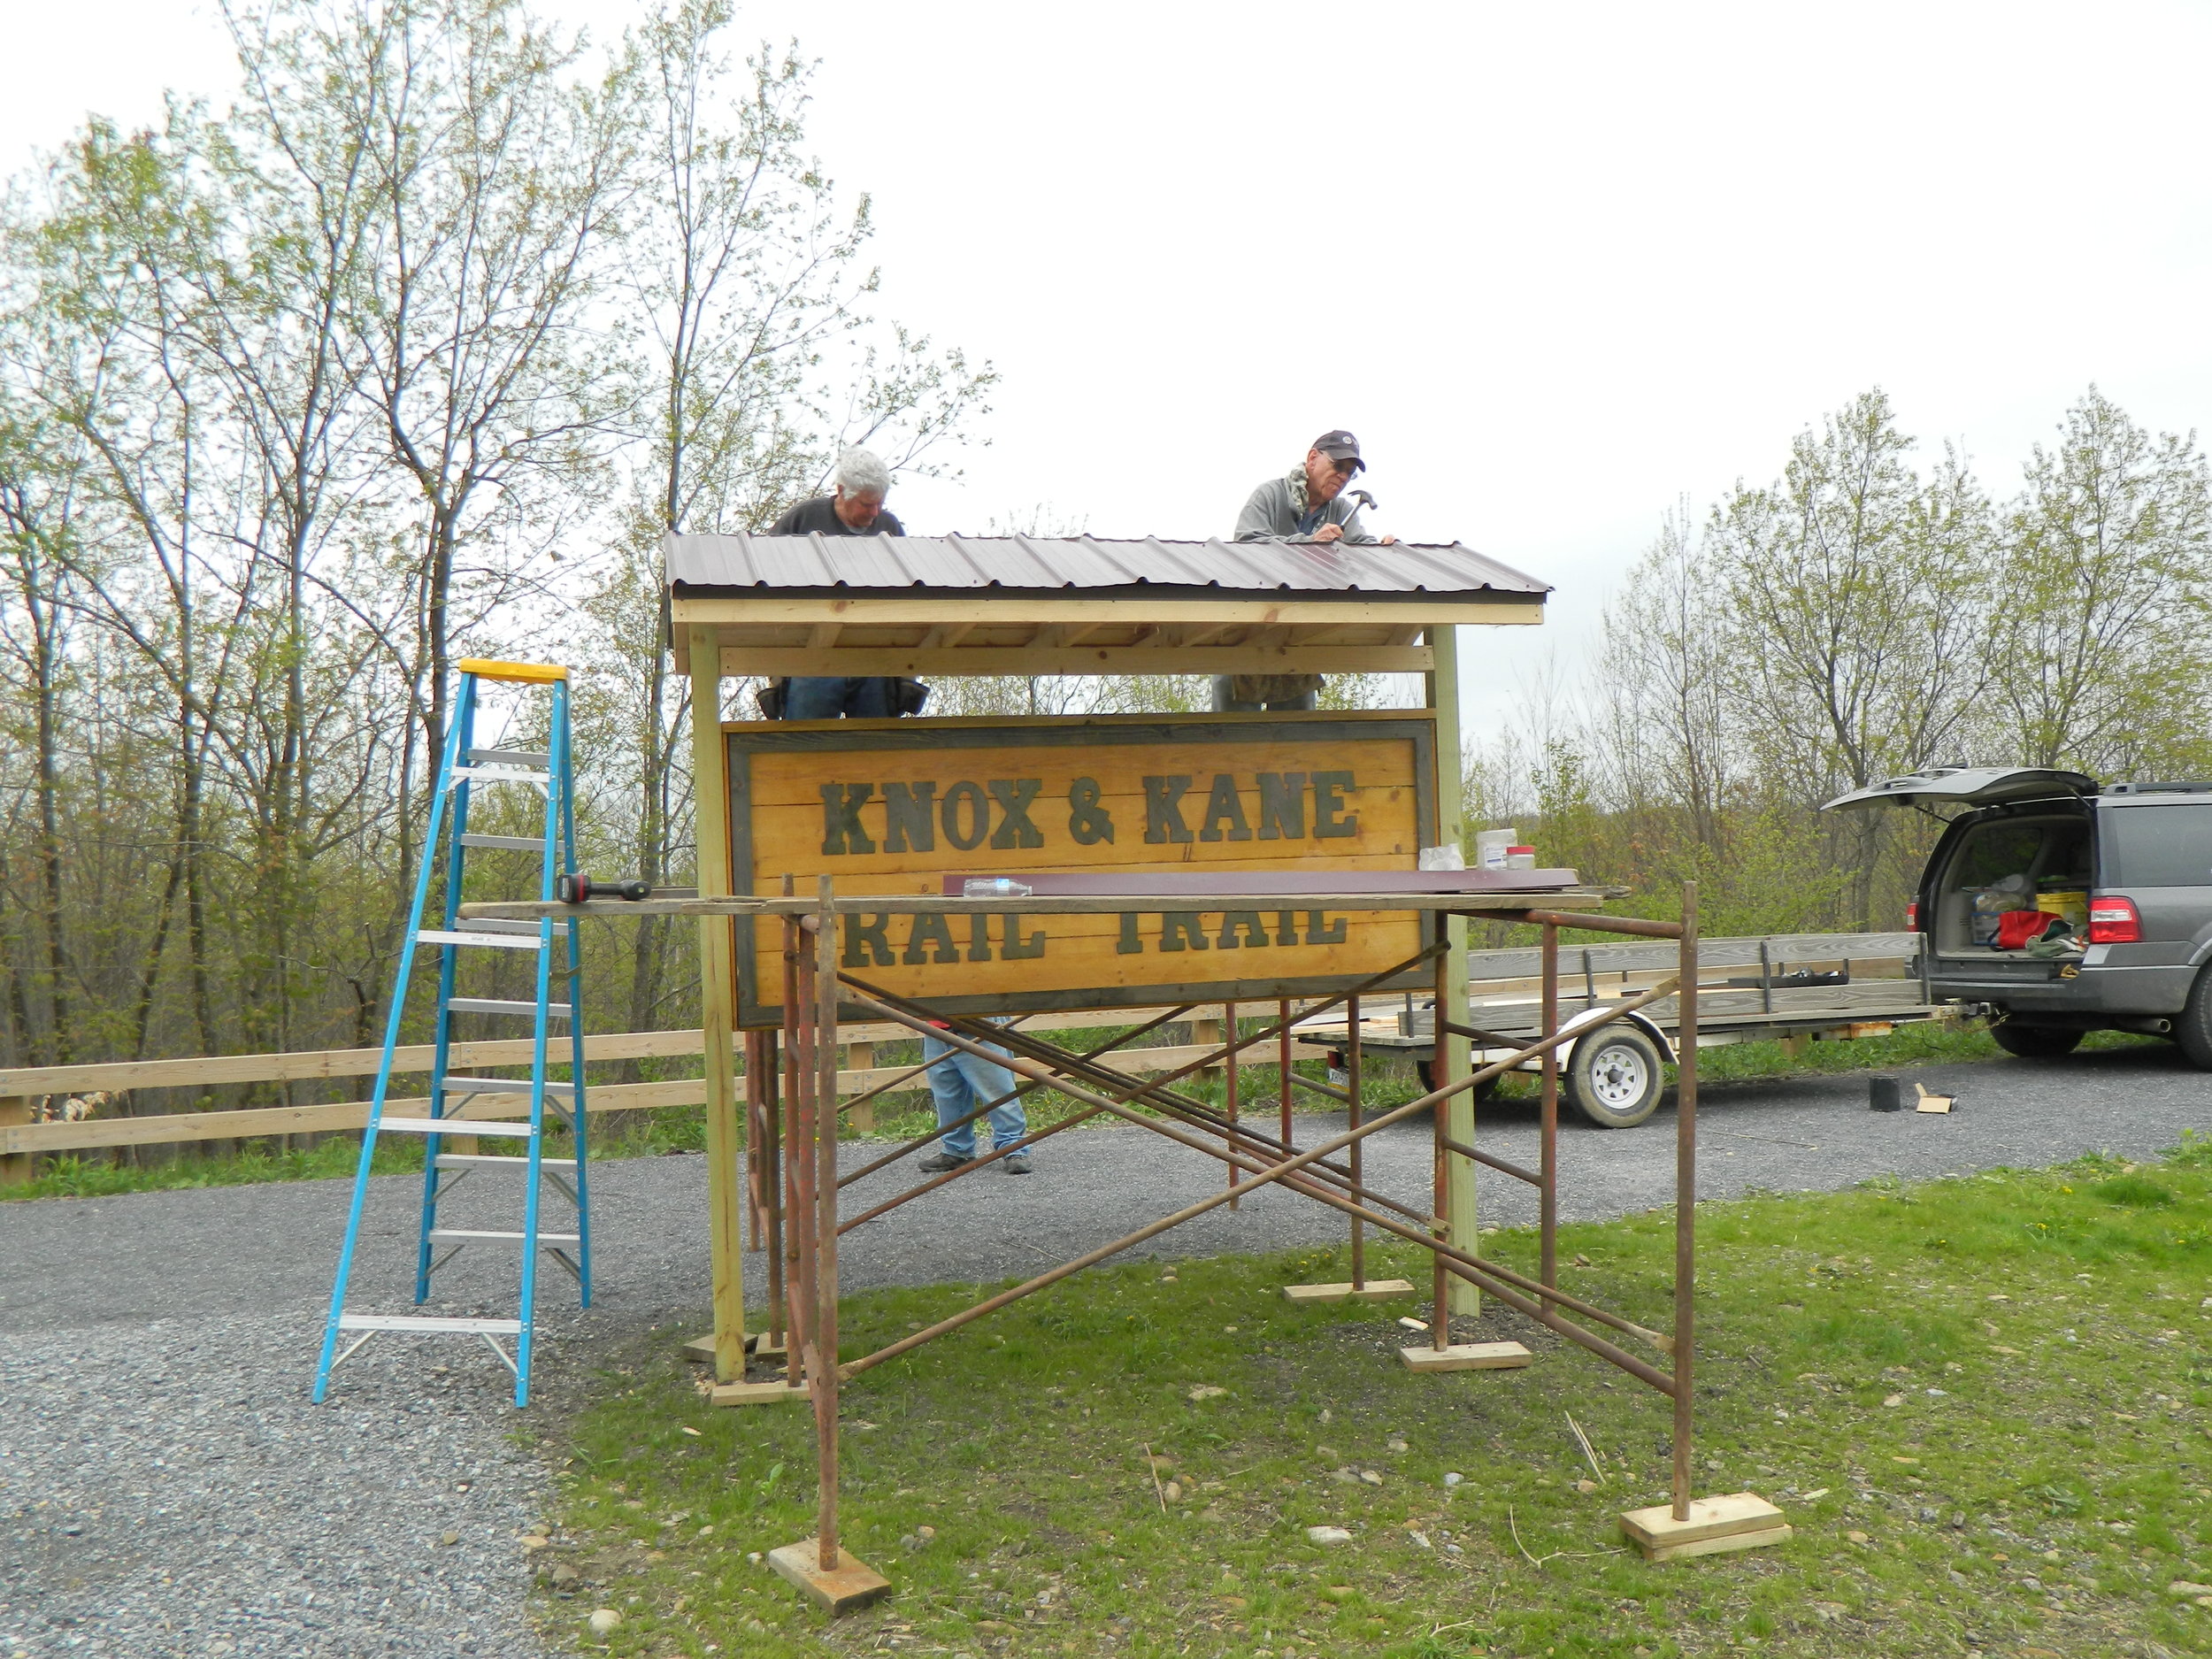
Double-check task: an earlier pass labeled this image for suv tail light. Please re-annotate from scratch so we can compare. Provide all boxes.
[1906,900,1919,930]
[2088,895,2141,944]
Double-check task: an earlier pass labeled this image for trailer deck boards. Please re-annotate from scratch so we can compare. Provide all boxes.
[1294,931,1962,1062]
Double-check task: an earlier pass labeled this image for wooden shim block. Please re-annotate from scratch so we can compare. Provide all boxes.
[766,1539,892,1616]
[1640,1524,1793,1563]
[710,1377,809,1408]
[1618,1492,1785,1551]
[1398,1341,1532,1372]
[1282,1279,1417,1303]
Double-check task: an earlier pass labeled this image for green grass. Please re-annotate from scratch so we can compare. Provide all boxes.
[525,1134,2212,1658]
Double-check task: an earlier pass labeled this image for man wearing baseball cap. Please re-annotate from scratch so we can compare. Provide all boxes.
[1219,431,1396,710]
[1232,430,1397,548]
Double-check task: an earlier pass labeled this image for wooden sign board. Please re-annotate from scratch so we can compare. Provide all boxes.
[726,712,1440,1025]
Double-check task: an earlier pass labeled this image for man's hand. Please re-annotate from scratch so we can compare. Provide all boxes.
[1382,534,1398,545]
[1311,522,1345,544]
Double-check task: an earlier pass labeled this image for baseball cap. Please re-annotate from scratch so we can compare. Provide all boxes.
[1312,429,1365,472]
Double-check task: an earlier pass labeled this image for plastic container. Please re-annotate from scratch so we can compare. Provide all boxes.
[1504,847,1536,870]
[1969,884,2024,946]
[962,878,1033,899]
[2037,888,2088,930]
[1474,828,1517,869]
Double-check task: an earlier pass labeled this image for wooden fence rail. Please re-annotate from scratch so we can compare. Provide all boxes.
[0,1005,1334,1173]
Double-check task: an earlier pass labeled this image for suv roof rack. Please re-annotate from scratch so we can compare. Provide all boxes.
[2105,780,2212,795]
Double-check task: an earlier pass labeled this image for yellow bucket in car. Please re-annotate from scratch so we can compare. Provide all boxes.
[2037,890,2088,930]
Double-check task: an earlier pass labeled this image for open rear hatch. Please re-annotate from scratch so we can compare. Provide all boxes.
[1821,766,2098,812]
[1823,768,2101,967]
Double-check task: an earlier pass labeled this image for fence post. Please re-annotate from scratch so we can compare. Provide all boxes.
[843,1041,875,1132]
[0,1096,31,1187]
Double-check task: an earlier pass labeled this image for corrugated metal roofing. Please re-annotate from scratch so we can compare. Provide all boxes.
[664,533,1548,600]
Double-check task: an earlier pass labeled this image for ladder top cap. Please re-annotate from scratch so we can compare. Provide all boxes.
[459,657,568,684]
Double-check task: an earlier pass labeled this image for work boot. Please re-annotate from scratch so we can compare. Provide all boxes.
[918,1150,972,1173]
[1002,1153,1034,1175]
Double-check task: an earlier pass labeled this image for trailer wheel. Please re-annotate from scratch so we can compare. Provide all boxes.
[1416,1058,1500,1101]
[1566,1026,1664,1129]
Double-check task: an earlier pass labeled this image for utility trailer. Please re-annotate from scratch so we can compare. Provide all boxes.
[1296,930,1965,1127]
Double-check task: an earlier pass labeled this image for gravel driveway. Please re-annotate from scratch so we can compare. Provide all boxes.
[5,1040,2208,1655]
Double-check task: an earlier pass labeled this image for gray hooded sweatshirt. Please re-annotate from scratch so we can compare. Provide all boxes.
[1233,467,1378,544]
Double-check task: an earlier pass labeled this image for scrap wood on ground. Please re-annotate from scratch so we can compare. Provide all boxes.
[526,1133,2212,1658]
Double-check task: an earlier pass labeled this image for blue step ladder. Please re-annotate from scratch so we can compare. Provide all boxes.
[313,658,591,1407]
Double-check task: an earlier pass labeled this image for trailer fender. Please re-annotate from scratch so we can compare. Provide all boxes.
[1556,1002,1676,1065]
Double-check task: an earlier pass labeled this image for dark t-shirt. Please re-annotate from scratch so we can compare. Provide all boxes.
[766,496,905,536]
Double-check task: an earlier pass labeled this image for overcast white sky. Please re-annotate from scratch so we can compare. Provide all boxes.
[10,1,2212,727]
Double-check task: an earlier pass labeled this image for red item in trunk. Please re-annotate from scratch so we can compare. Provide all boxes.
[1996,909,2053,949]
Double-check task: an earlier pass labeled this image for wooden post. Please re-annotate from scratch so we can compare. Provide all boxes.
[843,1041,874,1133]
[1428,623,1479,1315]
[1190,1010,1223,1086]
[0,1095,32,1188]
[689,624,747,1380]
[812,874,842,1568]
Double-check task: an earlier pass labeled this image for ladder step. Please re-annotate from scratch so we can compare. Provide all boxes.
[435,1154,577,1171]
[447,997,572,1018]
[458,833,547,852]
[442,1075,576,1096]
[417,929,543,951]
[449,765,549,786]
[428,1229,582,1245]
[376,1116,536,1139]
[449,917,543,935]
[469,748,550,767]
[339,1313,524,1335]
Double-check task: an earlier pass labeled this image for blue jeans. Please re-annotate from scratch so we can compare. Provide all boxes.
[783,676,895,718]
[922,1035,1026,1160]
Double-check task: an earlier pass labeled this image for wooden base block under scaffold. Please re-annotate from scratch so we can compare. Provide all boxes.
[1281,1279,1417,1304]
[710,1376,810,1407]
[1398,1340,1532,1372]
[1618,1493,1789,1562]
[767,1539,892,1615]
[683,1331,789,1364]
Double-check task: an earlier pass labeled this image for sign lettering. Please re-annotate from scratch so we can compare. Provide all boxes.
[728,714,1439,1024]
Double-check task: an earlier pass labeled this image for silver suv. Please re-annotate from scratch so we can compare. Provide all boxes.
[1824,766,2212,1065]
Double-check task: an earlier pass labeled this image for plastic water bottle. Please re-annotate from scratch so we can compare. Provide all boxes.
[963,878,1033,899]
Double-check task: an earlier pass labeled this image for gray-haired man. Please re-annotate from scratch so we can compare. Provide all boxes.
[764,449,916,719]
[1220,431,1397,711]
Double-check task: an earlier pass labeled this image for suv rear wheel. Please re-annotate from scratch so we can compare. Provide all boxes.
[2175,971,2212,1070]
[1988,1019,2084,1059]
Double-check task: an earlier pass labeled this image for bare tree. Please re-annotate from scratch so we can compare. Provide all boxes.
[1991,388,2212,776]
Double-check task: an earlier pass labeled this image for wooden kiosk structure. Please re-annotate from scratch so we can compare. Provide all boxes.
[476,532,1784,1606]
[666,530,1551,1377]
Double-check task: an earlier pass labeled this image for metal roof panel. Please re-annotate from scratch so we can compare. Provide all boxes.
[664,533,1548,599]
